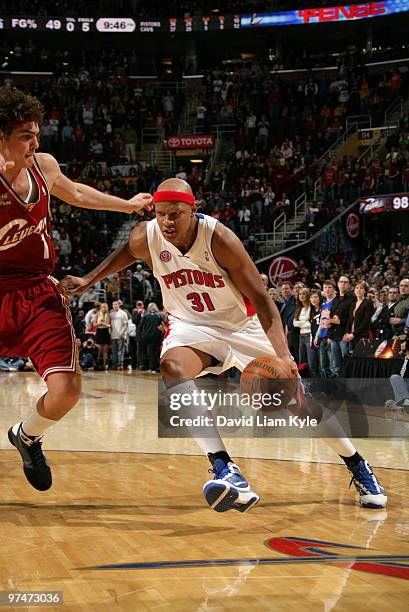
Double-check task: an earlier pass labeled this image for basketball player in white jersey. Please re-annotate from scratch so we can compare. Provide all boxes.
[62,179,387,512]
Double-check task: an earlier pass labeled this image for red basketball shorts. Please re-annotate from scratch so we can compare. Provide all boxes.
[0,276,80,380]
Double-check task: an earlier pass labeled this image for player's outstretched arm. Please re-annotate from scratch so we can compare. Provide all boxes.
[36,153,152,215]
[212,224,293,365]
[60,222,151,294]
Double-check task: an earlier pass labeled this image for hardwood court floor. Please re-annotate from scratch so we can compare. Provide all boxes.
[0,372,408,611]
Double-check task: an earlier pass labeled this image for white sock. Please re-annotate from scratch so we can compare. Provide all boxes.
[167,380,227,455]
[318,408,356,457]
[18,406,57,438]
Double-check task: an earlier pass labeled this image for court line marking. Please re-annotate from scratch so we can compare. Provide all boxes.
[39,575,324,582]
[0,448,407,471]
[83,554,409,571]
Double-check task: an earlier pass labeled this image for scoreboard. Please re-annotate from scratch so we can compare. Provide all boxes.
[0,2,408,34]
[358,126,396,147]
[0,15,241,33]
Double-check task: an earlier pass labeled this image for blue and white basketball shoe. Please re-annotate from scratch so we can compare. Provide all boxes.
[203,459,260,513]
[348,460,387,508]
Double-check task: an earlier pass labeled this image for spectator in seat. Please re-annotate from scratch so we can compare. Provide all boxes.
[73,309,86,342]
[328,275,356,372]
[138,303,163,373]
[79,337,98,371]
[385,336,409,413]
[306,202,319,228]
[58,229,72,258]
[163,90,175,117]
[280,281,298,362]
[141,270,154,302]
[263,186,275,211]
[309,289,322,377]
[117,298,131,320]
[369,288,390,339]
[221,202,236,232]
[257,115,270,149]
[260,273,269,290]
[237,203,251,238]
[390,279,409,338]
[125,316,138,371]
[131,300,145,369]
[321,163,337,201]
[343,281,374,352]
[85,302,101,335]
[110,300,129,370]
[123,123,138,162]
[196,101,207,131]
[314,280,338,378]
[39,118,53,152]
[293,288,316,376]
[246,111,257,142]
[390,70,402,97]
[94,302,111,369]
[268,287,283,311]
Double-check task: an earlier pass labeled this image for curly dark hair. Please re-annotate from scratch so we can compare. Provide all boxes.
[0,87,44,134]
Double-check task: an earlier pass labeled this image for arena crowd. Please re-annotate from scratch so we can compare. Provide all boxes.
[0,43,408,375]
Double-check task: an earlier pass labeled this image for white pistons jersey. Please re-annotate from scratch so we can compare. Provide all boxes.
[146,214,255,330]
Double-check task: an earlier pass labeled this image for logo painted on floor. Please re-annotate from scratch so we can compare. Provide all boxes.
[82,537,409,580]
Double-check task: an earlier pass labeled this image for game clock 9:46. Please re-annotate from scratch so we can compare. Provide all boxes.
[96,18,135,32]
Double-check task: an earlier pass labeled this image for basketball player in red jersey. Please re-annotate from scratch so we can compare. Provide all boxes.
[0,87,152,491]
[62,179,387,512]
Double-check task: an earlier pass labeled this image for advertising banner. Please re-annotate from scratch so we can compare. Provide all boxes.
[166,135,215,150]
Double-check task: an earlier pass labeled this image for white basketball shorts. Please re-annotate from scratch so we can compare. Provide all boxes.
[161,315,276,376]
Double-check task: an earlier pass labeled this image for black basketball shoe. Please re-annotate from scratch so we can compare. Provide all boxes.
[8,424,52,491]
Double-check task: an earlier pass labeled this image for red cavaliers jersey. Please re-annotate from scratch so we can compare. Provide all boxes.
[0,158,55,290]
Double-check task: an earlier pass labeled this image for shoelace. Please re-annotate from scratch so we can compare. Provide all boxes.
[208,465,230,479]
[28,440,49,471]
[348,465,377,492]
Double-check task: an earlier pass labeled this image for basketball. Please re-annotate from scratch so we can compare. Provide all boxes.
[240,356,299,411]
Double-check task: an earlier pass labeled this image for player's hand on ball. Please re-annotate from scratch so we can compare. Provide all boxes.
[126,193,153,216]
[59,275,90,295]
[281,355,299,377]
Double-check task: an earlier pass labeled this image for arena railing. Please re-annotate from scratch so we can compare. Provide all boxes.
[384,96,403,125]
[356,95,405,163]
[141,127,165,146]
[252,232,308,258]
[205,137,223,185]
[109,271,161,308]
[313,119,367,202]
[193,123,237,136]
[255,196,359,265]
[128,79,187,93]
[345,114,372,131]
[178,92,200,133]
[247,191,307,255]
[150,149,176,173]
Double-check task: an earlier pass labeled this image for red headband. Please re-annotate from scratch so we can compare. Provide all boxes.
[153,190,195,205]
